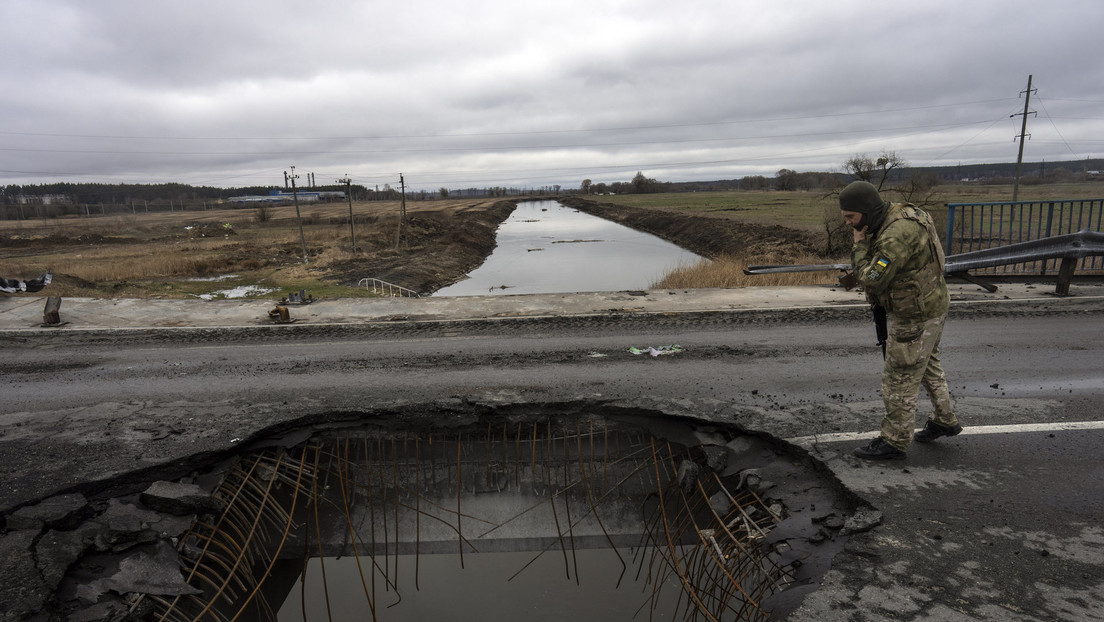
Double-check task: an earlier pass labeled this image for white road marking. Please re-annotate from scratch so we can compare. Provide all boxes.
[786,420,1104,446]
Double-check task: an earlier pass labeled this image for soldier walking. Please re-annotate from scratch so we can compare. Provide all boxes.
[839,181,963,460]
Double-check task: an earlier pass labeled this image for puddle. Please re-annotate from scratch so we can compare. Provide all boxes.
[35,408,869,621]
[186,274,240,282]
[275,547,689,621]
[197,284,277,300]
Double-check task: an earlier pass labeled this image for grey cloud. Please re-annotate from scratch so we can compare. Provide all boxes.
[0,0,1101,190]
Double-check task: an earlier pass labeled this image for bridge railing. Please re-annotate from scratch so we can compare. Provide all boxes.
[358,277,420,298]
[945,198,1104,275]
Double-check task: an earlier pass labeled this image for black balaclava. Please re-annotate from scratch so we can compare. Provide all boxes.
[838,181,889,234]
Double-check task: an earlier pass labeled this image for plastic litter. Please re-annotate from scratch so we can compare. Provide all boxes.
[629,345,683,357]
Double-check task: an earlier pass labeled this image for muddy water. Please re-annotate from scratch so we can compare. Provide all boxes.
[434,199,703,296]
[145,412,859,622]
[276,548,686,621]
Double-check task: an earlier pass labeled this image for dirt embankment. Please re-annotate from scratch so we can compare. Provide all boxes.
[557,196,822,260]
[325,200,517,294]
[1,196,821,298]
[332,196,824,295]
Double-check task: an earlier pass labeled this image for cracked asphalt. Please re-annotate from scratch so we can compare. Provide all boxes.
[2,281,1103,620]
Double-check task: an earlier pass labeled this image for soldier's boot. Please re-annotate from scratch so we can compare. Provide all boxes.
[914,420,963,443]
[853,437,906,461]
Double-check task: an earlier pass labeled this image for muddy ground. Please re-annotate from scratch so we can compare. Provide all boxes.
[557,196,822,260]
[322,199,518,294]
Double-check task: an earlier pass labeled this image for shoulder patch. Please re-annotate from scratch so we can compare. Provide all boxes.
[868,257,890,280]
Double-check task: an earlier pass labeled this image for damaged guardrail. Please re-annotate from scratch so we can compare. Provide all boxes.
[745,229,1104,296]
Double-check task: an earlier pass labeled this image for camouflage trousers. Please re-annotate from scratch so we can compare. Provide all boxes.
[880,314,957,451]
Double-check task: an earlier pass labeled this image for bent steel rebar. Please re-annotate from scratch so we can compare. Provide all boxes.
[143,415,853,622]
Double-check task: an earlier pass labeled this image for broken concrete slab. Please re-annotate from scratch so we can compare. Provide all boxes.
[139,480,225,516]
[6,492,89,531]
[83,541,201,599]
[0,529,49,619]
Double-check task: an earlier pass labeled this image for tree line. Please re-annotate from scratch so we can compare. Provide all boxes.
[1,181,373,206]
[580,156,1104,196]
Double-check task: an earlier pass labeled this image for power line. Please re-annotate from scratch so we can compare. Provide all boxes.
[1034,96,1081,159]
[0,119,1008,157]
[0,98,1017,143]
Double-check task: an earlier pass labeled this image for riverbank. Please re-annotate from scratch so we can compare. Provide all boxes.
[0,199,518,299]
[559,196,824,260]
[1,196,828,299]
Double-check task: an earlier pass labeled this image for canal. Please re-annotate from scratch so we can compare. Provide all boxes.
[435,199,704,296]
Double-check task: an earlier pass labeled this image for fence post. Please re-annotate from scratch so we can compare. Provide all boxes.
[944,204,956,256]
[1055,257,1077,296]
[1041,202,1056,275]
[43,297,62,326]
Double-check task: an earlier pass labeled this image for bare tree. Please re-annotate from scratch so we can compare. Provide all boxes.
[896,171,940,207]
[824,151,945,256]
[821,205,853,257]
[843,151,905,190]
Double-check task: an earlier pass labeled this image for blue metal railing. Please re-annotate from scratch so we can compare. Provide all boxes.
[945,198,1104,274]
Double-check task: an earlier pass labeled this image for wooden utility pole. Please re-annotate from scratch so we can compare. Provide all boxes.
[1011,74,1036,202]
[289,166,309,263]
[337,176,356,254]
[395,174,407,250]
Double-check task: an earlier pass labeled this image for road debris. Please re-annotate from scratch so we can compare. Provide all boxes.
[629,345,683,357]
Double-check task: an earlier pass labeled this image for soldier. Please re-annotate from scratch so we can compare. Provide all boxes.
[839,181,963,460]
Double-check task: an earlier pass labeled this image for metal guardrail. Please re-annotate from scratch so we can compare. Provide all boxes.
[745,229,1104,295]
[358,277,420,298]
[946,229,1104,295]
[945,198,1104,275]
[944,229,1104,273]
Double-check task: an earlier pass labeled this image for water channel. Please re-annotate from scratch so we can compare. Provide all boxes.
[434,200,704,296]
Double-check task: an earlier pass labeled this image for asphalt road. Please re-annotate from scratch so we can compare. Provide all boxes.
[2,301,1103,620]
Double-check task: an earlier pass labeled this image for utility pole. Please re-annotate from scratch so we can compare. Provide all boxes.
[395,174,407,250]
[1011,74,1036,201]
[337,176,356,254]
[289,166,309,263]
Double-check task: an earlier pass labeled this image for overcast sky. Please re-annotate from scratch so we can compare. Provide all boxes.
[2,0,1101,191]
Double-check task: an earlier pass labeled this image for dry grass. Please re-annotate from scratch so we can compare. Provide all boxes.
[0,198,503,298]
[620,181,1104,288]
[3,182,1099,296]
[654,253,841,289]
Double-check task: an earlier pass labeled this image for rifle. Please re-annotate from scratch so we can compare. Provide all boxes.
[741,265,890,358]
[872,304,888,359]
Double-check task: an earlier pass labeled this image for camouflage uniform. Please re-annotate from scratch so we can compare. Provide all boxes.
[853,203,958,451]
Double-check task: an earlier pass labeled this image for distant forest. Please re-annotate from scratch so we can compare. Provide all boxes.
[1,181,373,205]
[655,158,1104,193]
[3,158,1102,214]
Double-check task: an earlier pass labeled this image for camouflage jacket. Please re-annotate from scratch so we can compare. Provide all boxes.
[852,203,949,322]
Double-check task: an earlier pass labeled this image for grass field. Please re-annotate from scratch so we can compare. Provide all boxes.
[0,199,486,298]
[592,181,1104,227]
[2,182,1101,297]
[600,182,1104,289]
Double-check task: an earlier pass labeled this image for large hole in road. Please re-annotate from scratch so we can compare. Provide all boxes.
[51,407,871,621]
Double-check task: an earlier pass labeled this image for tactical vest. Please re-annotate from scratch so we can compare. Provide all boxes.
[872,204,949,321]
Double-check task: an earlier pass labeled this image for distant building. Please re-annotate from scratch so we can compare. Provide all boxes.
[228,190,345,204]
[13,194,70,205]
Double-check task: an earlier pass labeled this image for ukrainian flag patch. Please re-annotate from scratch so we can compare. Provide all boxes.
[869,257,890,280]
